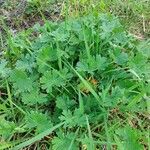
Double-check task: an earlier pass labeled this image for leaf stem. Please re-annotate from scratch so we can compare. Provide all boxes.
[56,40,62,70]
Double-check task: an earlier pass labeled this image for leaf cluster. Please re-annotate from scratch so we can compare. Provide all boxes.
[0,14,149,149]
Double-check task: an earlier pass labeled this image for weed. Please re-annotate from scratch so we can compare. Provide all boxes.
[0,13,149,149]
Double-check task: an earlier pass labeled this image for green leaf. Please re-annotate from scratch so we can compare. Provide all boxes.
[100,14,123,40]
[40,70,64,93]
[56,94,76,111]
[37,45,57,62]
[112,48,128,65]
[52,132,78,150]
[25,111,53,134]
[36,45,58,73]
[21,89,48,105]
[51,27,69,42]
[96,54,108,70]
[115,126,144,150]
[0,116,16,140]
[100,86,124,107]
[40,69,72,93]
[0,59,11,78]
[128,52,150,79]
[59,109,86,128]
[137,40,150,58]
[77,55,108,74]
[15,54,36,72]
[10,69,34,92]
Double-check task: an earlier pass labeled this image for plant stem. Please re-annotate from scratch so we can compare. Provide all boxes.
[56,40,62,70]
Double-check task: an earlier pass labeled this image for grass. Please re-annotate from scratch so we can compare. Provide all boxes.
[0,0,150,150]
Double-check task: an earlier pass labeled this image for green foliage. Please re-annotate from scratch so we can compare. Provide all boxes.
[15,54,36,72]
[100,86,125,108]
[25,111,53,134]
[0,13,149,149]
[115,126,144,150]
[59,109,86,128]
[52,131,78,150]
[77,54,108,74]
[40,68,72,93]
[21,89,48,105]
[56,94,76,111]
[0,59,11,78]
[10,69,34,92]
[0,116,16,140]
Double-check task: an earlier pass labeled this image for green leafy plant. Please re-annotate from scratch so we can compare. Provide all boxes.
[0,13,149,150]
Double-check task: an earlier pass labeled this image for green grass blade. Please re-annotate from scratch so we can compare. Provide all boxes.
[86,115,95,150]
[104,115,111,150]
[0,141,19,150]
[126,91,145,109]
[56,40,62,70]
[13,122,64,150]
[68,128,79,150]
[83,26,91,60]
[66,62,105,112]
[6,80,26,115]
[6,80,15,120]
[78,91,84,113]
